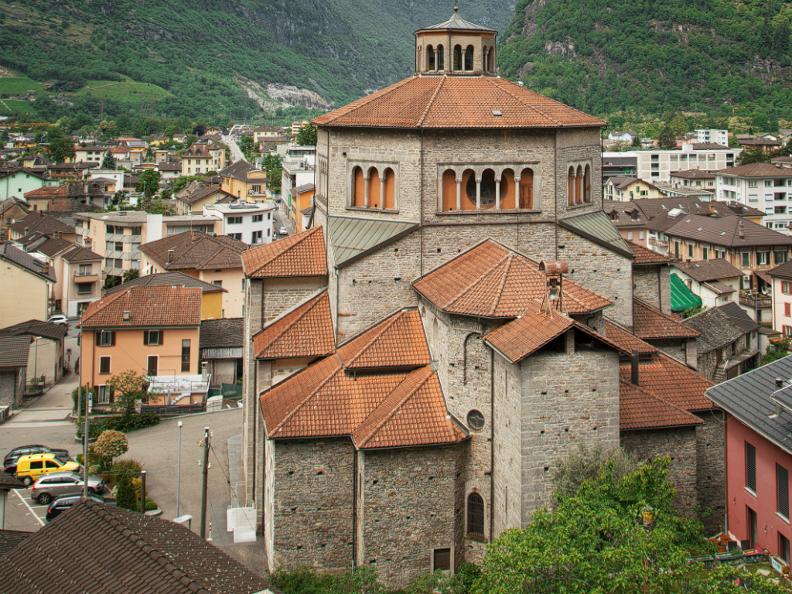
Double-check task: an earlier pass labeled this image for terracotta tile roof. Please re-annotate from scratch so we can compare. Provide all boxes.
[337,309,430,370]
[620,380,703,430]
[10,211,74,236]
[242,225,327,278]
[718,163,792,178]
[0,335,31,368]
[0,319,67,341]
[620,353,715,412]
[352,366,466,449]
[665,214,792,248]
[603,320,657,355]
[484,306,573,363]
[632,299,699,340]
[105,271,226,295]
[23,185,70,200]
[314,75,604,130]
[413,240,611,317]
[674,258,742,282]
[0,500,269,593]
[253,291,335,360]
[629,242,671,266]
[140,232,246,271]
[61,244,102,263]
[80,286,201,328]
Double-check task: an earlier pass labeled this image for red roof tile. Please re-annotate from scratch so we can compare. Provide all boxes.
[484,306,573,363]
[632,299,700,340]
[337,308,430,370]
[620,353,715,412]
[253,291,334,360]
[603,320,658,355]
[619,380,702,430]
[413,240,611,317]
[80,286,201,328]
[629,242,672,266]
[140,232,246,271]
[242,226,327,278]
[314,75,604,129]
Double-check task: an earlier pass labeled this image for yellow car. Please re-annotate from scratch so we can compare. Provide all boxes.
[15,453,80,486]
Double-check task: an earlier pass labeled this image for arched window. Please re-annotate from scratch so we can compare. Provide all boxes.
[479,169,496,209]
[467,492,484,537]
[519,167,534,209]
[583,164,591,203]
[453,45,462,71]
[461,169,476,210]
[487,46,495,72]
[567,167,575,206]
[367,167,381,209]
[383,167,396,210]
[442,169,457,211]
[500,168,516,209]
[426,45,436,71]
[464,45,474,71]
[352,166,365,207]
[436,44,445,70]
[482,47,488,72]
[575,165,583,205]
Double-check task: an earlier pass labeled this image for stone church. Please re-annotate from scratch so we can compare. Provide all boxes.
[240,9,723,588]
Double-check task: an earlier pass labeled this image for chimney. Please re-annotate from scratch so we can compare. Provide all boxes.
[630,350,640,385]
[738,219,745,239]
[122,310,131,322]
[777,378,785,388]
[167,248,175,264]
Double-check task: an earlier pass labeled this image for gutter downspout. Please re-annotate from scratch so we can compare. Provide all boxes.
[553,132,559,261]
[252,358,257,505]
[489,347,495,541]
[352,451,358,570]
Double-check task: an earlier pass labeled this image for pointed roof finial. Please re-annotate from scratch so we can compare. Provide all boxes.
[453,4,459,13]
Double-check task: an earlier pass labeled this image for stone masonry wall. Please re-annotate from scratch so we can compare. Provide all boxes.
[360,446,464,588]
[520,347,621,523]
[242,279,262,506]
[262,277,326,324]
[633,266,671,314]
[621,427,698,514]
[697,349,719,381]
[270,439,355,571]
[696,410,726,533]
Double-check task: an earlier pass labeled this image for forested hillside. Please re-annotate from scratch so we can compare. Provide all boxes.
[499,0,792,129]
[0,1,514,128]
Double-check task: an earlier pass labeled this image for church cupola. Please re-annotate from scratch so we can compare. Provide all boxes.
[415,6,497,75]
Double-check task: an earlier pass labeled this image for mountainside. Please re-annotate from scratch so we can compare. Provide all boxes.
[499,0,792,126]
[0,1,514,126]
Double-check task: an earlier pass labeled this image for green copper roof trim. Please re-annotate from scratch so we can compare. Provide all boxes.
[328,216,419,269]
[558,210,633,259]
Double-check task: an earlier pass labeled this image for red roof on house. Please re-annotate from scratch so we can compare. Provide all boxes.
[314,75,604,130]
[483,306,574,363]
[619,380,703,430]
[632,299,700,340]
[629,242,672,266]
[413,240,612,318]
[603,320,658,355]
[620,353,715,412]
[242,226,327,278]
[81,286,201,328]
[253,291,334,360]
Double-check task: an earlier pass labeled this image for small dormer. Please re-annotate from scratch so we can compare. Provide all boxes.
[415,7,497,75]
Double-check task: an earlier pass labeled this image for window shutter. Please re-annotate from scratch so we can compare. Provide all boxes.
[110,331,116,346]
[746,443,756,492]
[778,464,789,518]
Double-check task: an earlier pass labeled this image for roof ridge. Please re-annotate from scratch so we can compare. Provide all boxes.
[355,366,434,448]
[487,77,562,127]
[343,310,405,368]
[416,76,446,128]
[253,226,319,272]
[446,252,511,310]
[79,290,126,325]
[255,292,326,352]
[270,355,344,435]
[489,253,514,316]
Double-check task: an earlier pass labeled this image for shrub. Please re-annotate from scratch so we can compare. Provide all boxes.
[91,430,128,470]
[115,472,136,511]
[75,412,159,438]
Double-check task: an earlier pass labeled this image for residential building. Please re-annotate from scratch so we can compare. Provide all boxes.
[180,141,225,176]
[768,261,792,336]
[706,356,792,562]
[72,145,108,164]
[604,131,635,147]
[0,500,269,593]
[683,302,759,381]
[290,183,315,232]
[695,129,729,147]
[673,259,742,309]
[105,271,227,320]
[602,144,740,183]
[162,214,221,236]
[772,156,792,169]
[79,286,202,405]
[0,320,67,387]
[716,164,792,234]
[738,135,782,154]
[87,169,124,192]
[59,245,103,318]
[280,145,315,207]
[157,160,182,180]
[0,198,29,239]
[603,176,664,201]
[140,231,247,317]
[602,155,637,180]
[175,181,235,215]
[219,161,267,201]
[203,201,276,244]
[45,162,96,180]
[0,242,56,326]
[0,335,29,410]
[10,211,76,244]
[670,169,716,192]
[253,125,284,143]
[0,168,57,201]
[200,318,243,387]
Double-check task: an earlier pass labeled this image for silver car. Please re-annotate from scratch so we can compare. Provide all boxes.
[30,472,105,504]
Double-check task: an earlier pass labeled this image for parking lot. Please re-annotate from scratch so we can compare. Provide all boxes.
[6,488,47,530]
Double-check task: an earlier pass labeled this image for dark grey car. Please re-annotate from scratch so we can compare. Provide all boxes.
[30,472,105,504]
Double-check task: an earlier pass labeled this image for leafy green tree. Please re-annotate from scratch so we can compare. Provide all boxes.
[115,472,137,511]
[91,430,128,470]
[296,124,317,146]
[47,126,74,163]
[106,370,148,416]
[101,152,116,169]
[122,269,139,282]
[262,153,283,194]
[239,134,257,161]
[658,124,677,149]
[739,149,770,165]
[136,170,161,198]
[631,135,641,147]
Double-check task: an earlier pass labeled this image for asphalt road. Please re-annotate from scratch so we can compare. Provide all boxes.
[222,134,244,163]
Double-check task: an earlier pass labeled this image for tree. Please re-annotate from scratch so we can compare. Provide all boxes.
[115,472,137,511]
[47,126,74,163]
[657,124,677,149]
[631,134,641,148]
[262,153,282,194]
[739,149,770,165]
[122,269,139,282]
[473,456,786,594]
[136,170,161,199]
[91,430,128,470]
[106,370,148,416]
[101,152,116,170]
[239,134,257,161]
[296,124,317,146]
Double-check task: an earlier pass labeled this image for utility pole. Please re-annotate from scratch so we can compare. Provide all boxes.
[82,389,91,499]
[140,470,147,514]
[199,426,210,539]
[176,420,183,517]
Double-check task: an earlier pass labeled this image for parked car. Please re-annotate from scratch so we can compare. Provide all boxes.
[15,453,80,486]
[47,314,68,326]
[278,226,288,235]
[31,472,105,504]
[46,494,109,522]
[4,445,70,474]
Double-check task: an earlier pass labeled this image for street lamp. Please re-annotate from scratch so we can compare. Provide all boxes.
[176,420,183,517]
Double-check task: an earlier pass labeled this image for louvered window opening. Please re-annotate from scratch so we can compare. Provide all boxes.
[778,464,789,519]
[467,493,484,537]
[746,442,756,492]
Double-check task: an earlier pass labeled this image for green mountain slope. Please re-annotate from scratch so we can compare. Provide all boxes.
[0,1,514,125]
[499,0,792,126]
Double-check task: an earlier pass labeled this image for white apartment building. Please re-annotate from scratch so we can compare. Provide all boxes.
[73,145,108,164]
[695,129,729,147]
[716,164,792,234]
[280,144,316,209]
[203,201,276,245]
[88,169,125,192]
[181,141,226,176]
[603,144,740,183]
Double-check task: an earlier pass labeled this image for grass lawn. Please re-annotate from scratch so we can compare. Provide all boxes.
[0,98,35,115]
[76,77,173,104]
[0,76,43,96]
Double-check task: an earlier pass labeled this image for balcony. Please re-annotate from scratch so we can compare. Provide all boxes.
[739,291,772,310]
[73,272,98,283]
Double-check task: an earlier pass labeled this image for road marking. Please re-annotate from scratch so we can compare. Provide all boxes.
[13,489,45,526]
